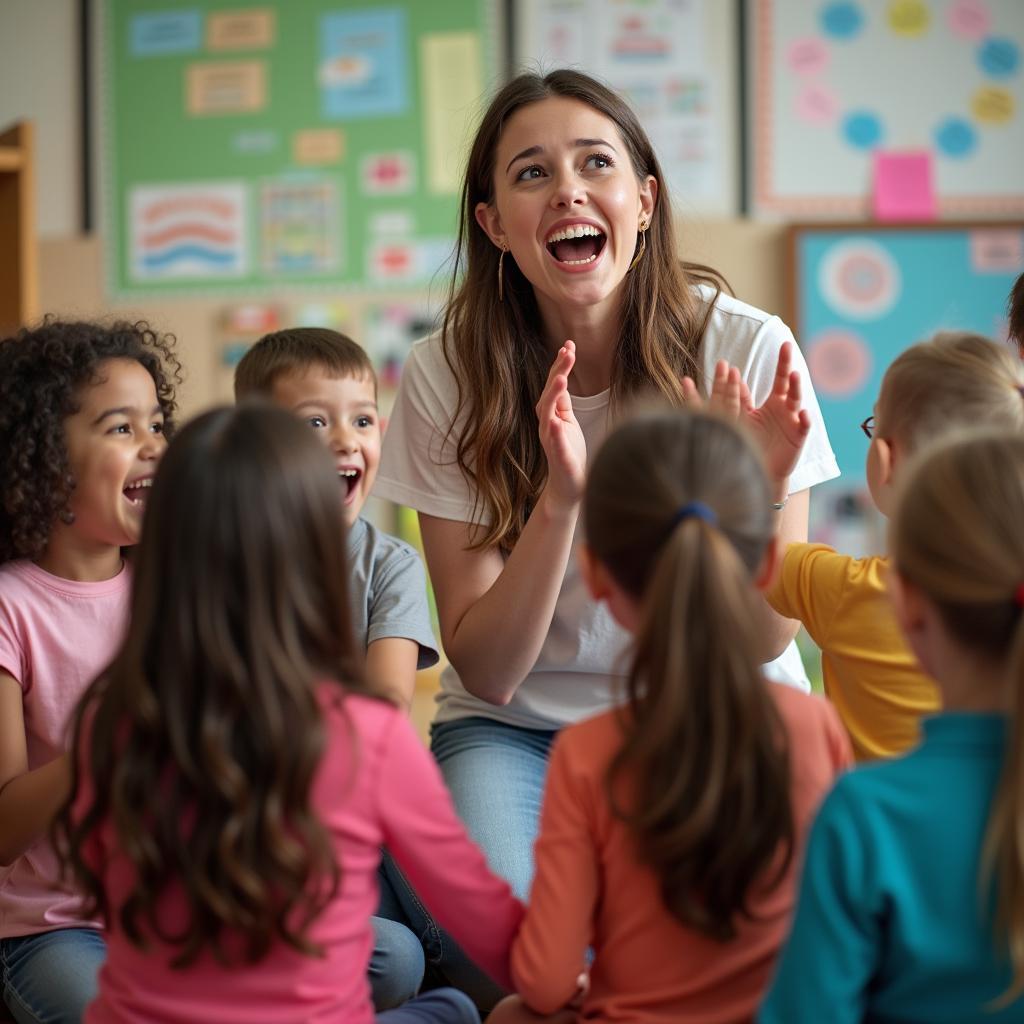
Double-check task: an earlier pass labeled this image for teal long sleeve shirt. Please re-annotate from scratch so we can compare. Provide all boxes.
[760,713,1024,1024]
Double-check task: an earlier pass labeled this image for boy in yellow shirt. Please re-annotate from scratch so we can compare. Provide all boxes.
[768,331,1024,760]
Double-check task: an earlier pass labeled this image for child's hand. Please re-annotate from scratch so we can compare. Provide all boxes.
[537,341,587,510]
[744,342,811,484]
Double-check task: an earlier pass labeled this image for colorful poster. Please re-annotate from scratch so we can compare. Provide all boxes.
[130,182,247,281]
[319,9,409,120]
[260,179,340,275]
[186,61,267,115]
[752,0,1024,217]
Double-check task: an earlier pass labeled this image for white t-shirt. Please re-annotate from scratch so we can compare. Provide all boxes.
[374,286,840,730]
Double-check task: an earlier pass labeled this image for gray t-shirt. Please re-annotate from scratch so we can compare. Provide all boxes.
[348,516,439,670]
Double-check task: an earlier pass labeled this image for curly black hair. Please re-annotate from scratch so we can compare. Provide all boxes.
[0,319,182,565]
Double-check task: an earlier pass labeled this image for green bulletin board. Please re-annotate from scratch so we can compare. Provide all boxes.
[102,0,496,296]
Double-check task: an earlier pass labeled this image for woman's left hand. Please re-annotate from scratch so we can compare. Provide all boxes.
[681,342,810,483]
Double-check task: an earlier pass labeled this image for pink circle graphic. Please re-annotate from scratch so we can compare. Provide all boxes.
[797,83,839,125]
[787,37,830,76]
[806,330,873,398]
[948,0,991,41]
[819,240,901,320]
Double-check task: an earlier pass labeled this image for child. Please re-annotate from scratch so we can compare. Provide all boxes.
[235,328,439,1008]
[766,331,1024,760]
[490,409,851,1024]
[760,430,1024,1021]
[234,328,438,710]
[57,403,523,1024]
[1010,271,1024,358]
[0,319,179,1023]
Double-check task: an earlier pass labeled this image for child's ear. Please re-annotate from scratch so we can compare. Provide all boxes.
[380,414,389,436]
[875,436,896,485]
[577,543,607,602]
[753,535,780,593]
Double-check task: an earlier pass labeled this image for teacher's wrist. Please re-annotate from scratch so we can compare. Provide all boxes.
[537,484,582,526]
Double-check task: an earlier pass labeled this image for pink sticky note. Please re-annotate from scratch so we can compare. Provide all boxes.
[872,151,936,221]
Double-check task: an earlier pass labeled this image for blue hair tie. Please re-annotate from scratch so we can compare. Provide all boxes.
[673,501,717,528]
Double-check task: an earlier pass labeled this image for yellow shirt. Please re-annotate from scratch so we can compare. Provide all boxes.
[767,543,940,762]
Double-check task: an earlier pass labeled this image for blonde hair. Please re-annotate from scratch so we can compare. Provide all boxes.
[878,331,1024,454]
[585,410,792,940]
[891,431,1024,999]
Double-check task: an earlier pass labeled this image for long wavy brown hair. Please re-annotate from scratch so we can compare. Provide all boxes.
[891,431,1024,1002]
[56,403,378,967]
[584,410,793,941]
[444,69,729,553]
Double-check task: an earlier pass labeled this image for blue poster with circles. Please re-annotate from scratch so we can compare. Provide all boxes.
[749,0,1024,218]
[792,223,1024,485]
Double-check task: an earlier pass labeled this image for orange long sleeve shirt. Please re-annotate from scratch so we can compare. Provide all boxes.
[511,685,852,1023]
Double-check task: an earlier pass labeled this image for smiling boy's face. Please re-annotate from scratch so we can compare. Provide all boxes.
[269,367,381,526]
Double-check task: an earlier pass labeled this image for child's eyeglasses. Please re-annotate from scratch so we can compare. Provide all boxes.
[860,415,875,439]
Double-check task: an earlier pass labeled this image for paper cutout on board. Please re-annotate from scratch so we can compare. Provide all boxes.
[187,62,267,115]
[872,151,935,221]
[207,9,274,50]
[806,329,873,398]
[233,130,278,155]
[948,0,991,40]
[293,129,345,166]
[819,239,901,320]
[969,228,1024,271]
[369,210,415,237]
[130,183,247,281]
[820,2,865,41]
[130,11,202,56]
[787,38,830,75]
[972,85,1015,123]
[934,116,978,157]
[797,83,839,124]
[368,237,454,284]
[319,10,408,120]
[361,152,415,195]
[260,179,340,275]
[421,32,482,194]
[843,110,884,149]
[978,36,1020,77]
[887,0,930,38]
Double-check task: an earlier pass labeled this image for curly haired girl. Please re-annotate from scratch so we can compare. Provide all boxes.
[0,319,179,1024]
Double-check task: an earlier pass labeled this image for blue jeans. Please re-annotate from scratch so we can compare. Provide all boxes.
[378,717,556,1014]
[0,928,106,1024]
[370,857,426,1010]
[376,986,479,1022]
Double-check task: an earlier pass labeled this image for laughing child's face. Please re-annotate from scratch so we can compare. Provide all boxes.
[269,368,381,525]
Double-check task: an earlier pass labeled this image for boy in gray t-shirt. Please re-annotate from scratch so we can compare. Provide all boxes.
[234,327,438,710]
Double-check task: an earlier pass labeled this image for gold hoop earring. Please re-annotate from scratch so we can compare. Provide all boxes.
[498,243,508,302]
[629,221,648,272]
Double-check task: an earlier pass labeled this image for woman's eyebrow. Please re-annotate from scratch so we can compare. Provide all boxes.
[505,138,619,173]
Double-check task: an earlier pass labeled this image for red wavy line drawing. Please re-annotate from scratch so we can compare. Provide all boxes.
[141,222,237,247]
[142,197,237,223]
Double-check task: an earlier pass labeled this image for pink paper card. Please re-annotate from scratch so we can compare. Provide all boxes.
[872,151,936,221]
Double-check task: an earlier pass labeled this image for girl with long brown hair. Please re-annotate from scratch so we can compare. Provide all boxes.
[57,404,521,1024]
[373,69,839,1007]
[762,430,1024,1023]
[488,408,849,1024]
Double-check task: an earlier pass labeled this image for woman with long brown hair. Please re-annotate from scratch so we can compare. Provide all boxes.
[489,408,849,1023]
[373,69,838,1006]
[56,404,522,1024]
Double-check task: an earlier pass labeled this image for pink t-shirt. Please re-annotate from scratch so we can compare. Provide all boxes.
[82,692,523,1024]
[0,559,130,939]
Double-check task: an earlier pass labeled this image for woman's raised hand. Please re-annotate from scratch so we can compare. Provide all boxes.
[537,341,587,509]
[681,343,810,483]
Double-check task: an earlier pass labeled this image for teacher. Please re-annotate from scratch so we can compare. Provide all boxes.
[374,69,838,1005]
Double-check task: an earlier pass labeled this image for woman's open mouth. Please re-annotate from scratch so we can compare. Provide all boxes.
[545,224,607,267]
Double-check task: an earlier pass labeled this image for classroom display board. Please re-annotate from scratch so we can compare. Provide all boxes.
[749,0,1024,218]
[514,0,739,215]
[790,222,1023,486]
[100,0,495,297]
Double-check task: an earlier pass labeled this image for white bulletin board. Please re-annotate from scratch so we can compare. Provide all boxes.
[749,0,1024,219]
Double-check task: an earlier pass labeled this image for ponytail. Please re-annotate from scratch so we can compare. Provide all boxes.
[586,410,792,941]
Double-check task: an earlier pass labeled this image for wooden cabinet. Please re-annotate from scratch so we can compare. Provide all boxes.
[0,121,38,334]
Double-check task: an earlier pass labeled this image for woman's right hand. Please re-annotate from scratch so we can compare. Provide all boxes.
[537,341,587,510]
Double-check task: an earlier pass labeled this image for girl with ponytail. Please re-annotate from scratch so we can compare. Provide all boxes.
[491,408,851,1024]
[762,429,1024,1022]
